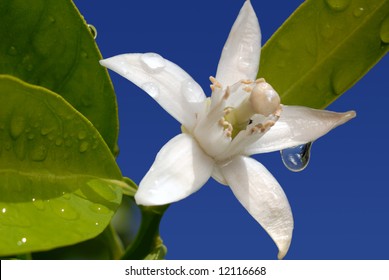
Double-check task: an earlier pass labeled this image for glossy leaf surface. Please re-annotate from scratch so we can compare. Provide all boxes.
[0,76,123,256]
[259,0,389,108]
[0,0,118,152]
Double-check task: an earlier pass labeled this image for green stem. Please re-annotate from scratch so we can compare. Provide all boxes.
[102,223,124,260]
[121,205,168,260]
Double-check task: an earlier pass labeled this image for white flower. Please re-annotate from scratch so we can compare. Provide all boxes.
[100,0,355,259]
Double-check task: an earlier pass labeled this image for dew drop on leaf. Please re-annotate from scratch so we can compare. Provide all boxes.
[325,0,350,12]
[78,130,87,140]
[89,204,110,214]
[280,142,312,172]
[10,116,25,139]
[51,201,79,221]
[32,198,45,211]
[30,145,48,162]
[379,14,389,44]
[87,24,97,39]
[17,237,27,246]
[140,53,166,74]
[79,141,89,153]
[55,138,63,146]
[353,7,365,18]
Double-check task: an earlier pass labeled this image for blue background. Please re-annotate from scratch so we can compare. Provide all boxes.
[74,0,389,259]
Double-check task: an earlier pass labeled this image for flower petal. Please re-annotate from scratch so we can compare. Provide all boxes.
[100,53,206,130]
[135,133,214,206]
[245,105,356,155]
[219,156,293,259]
[215,0,261,86]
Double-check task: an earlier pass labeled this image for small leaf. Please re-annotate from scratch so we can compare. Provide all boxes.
[258,0,389,108]
[0,75,123,256]
[0,0,118,152]
[144,243,167,260]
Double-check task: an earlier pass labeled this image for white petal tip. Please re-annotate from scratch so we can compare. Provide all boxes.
[345,110,357,120]
[335,110,357,127]
[134,192,164,206]
[276,239,292,260]
[99,55,126,72]
[277,251,286,260]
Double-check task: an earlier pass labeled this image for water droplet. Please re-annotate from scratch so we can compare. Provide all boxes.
[238,55,251,71]
[8,46,18,56]
[325,0,350,12]
[181,79,204,103]
[141,82,160,99]
[49,16,56,23]
[320,23,335,39]
[55,138,63,146]
[51,201,79,220]
[32,199,45,210]
[380,15,389,44]
[17,237,27,246]
[140,53,166,73]
[281,142,312,172]
[331,65,359,95]
[277,38,291,51]
[30,145,48,161]
[88,24,98,39]
[10,116,25,139]
[89,204,110,214]
[81,51,88,58]
[0,205,31,227]
[40,127,53,136]
[79,141,89,153]
[353,7,365,18]
[26,133,34,140]
[78,130,87,140]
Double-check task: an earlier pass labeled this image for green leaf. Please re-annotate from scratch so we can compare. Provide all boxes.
[0,75,123,256]
[258,0,389,109]
[144,243,167,260]
[0,0,118,152]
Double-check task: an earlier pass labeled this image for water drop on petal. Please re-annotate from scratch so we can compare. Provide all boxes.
[281,142,312,172]
[141,82,160,99]
[181,79,204,103]
[238,55,251,72]
[140,53,166,73]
